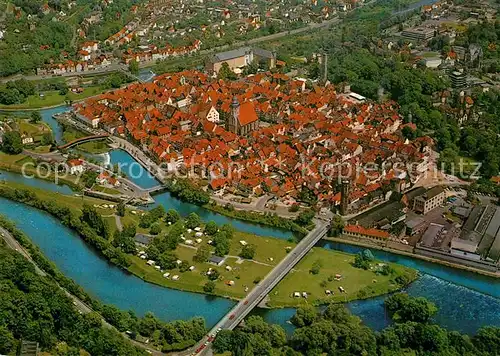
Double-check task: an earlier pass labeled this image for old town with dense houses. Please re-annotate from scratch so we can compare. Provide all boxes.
[74,70,431,215]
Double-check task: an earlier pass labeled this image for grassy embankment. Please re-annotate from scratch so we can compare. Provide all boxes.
[0,179,417,307]
[0,152,81,189]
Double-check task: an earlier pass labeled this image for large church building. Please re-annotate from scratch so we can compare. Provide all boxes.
[227,96,259,135]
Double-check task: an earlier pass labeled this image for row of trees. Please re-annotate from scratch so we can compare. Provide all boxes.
[0,242,146,355]
[165,179,210,206]
[0,213,207,353]
[214,294,500,355]
[0,187,131,269]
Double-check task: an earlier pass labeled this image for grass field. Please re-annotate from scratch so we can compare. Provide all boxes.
[0,155,80,187]
[0,86,104,110]
[76,140,110,154]
[0,180,113,216]
[269,248,417,307]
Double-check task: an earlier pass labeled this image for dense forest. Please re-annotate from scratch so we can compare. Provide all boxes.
[0,240,146,355]
[214,294,500,356]
[0,204,206,352]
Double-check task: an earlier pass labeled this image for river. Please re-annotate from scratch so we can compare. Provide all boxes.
[1,196,499,334]
[1,106,499,334]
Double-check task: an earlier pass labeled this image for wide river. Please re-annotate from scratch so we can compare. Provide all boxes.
[0,106,499,335]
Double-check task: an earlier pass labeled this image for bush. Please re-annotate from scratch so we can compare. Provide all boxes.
[239,244,256,259]
[149,223,162,235]
[203,281,216,294]
[295,209,315,226]
[310,259,322,275]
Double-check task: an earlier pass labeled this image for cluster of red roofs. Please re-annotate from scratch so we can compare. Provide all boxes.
[74,70,433,207]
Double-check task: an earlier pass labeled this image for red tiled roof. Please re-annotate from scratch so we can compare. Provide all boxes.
[344,225,389,239]
[238,101,258,126]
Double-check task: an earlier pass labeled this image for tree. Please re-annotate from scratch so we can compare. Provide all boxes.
[204,220,218,235]
[179,260,190,272]
[158,251,178,269]
[185,212,201,229]
[150,223,162,235]
[165,209,180,224]
[112,225,137,254]
[0,325,14,354]
[116,202,126,217]
[402,126,416,140]
[2,131,23,154]
[328,215,344,237]
[213,330,233,353]
[385,293,437,323]
[214,238,230,256]
[41,132,54,146]
[310,259,322,275]
[290,305,317,327]
[295,209,315,226]
[81,204,109,238]
[129,60,139,75]
[146,245,160,261]
[353,252,371,270]
[207,269,220,281]
[203,280,216,294]
[239,244,256,259]
[213,231,231,256]
[218,62,237,80]
[30,111,42,123]
[473,326,500,355]
[193,245,211,263]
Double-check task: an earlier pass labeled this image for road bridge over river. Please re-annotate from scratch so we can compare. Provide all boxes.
[186,220,330,355]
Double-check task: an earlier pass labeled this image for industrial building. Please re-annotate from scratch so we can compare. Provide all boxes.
[401,27,436,41]
[451,204,500,264]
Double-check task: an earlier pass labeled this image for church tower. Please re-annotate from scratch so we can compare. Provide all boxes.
[340,179,350,216]
[228,96,240,134]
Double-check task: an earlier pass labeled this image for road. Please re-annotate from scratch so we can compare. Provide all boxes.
[187,220,330,355]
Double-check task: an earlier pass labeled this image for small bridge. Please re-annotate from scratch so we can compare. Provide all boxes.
[58,134,110,150]
[145,185,168,195]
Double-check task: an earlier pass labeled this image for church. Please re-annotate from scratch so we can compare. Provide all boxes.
[227,96,259,135]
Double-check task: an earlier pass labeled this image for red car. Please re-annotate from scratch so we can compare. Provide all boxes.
[229,314,235,320]
[244,300,249,305]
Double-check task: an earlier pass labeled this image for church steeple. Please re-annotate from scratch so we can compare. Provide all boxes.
[228,96,240,134]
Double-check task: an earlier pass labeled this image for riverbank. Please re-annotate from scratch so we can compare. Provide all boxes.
[0,215,201,354]
[0,154,80,190]
[0,180,416,308]
[1,193,499,335]
[324,236,500,279]
[204,202,308,237]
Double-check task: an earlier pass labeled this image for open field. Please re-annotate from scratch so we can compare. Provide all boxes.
[0,180,113,216]
[269,247,417,307]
